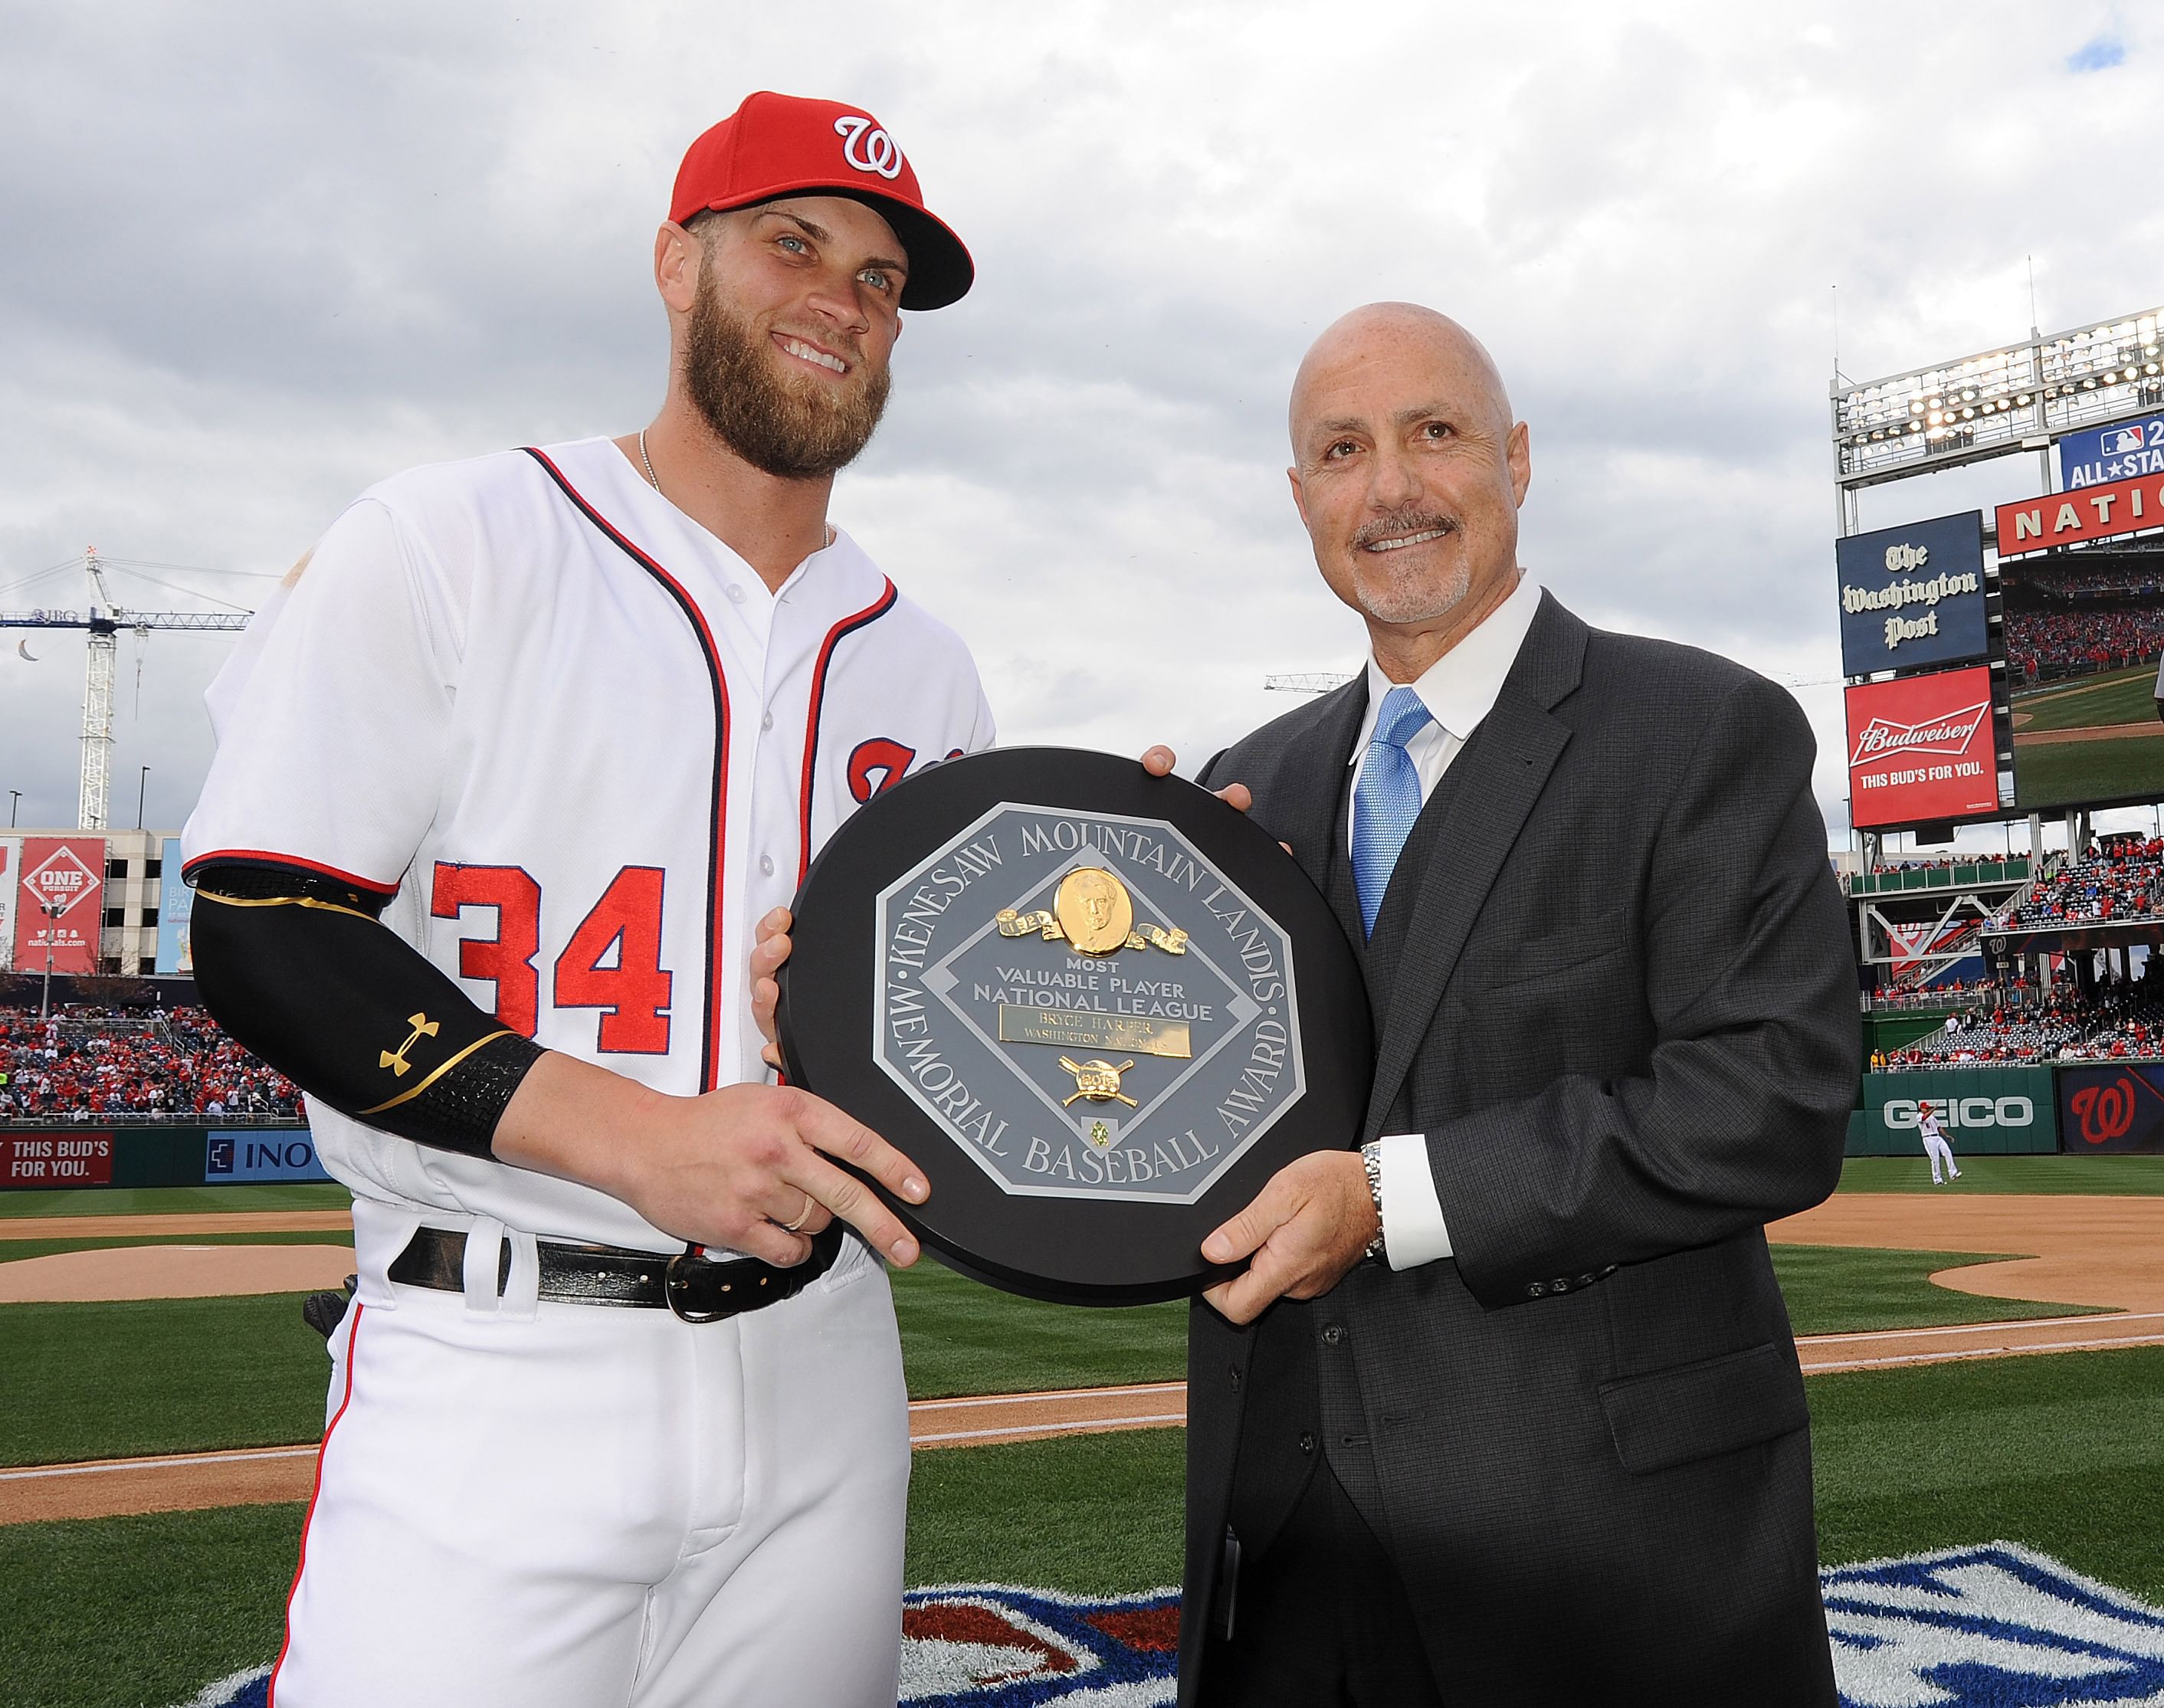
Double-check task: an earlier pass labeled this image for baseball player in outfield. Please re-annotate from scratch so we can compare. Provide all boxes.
[182,92,989,1707]
[1916,1100,1962,1182]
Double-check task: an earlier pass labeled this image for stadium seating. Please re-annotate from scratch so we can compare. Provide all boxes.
[0,1002,301,1122]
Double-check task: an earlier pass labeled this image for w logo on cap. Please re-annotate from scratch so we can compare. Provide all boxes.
[833,113,904,179]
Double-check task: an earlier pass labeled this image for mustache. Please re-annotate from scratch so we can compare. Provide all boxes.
[1351,509,1458,549]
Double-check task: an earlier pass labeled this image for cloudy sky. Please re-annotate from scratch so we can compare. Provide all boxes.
[1,1,2156,851]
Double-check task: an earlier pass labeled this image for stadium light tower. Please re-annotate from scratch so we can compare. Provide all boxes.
[0,549,251,829]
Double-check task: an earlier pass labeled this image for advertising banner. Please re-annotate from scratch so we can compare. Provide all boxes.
[1835,511,1989,676]
[2057,1064,2164,1154]
[156,836,193,974]
[0,836,18,972]
[2059,413,2164,491]
[1996,472,2164,558]
[11,837,106,975]
[1845,665,1999,828]
[1852,1067,2058,1156]
[4,1133,114,1185]
[205,1129,332,1183]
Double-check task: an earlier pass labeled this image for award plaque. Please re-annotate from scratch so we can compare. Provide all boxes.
[775,748,1371,1305]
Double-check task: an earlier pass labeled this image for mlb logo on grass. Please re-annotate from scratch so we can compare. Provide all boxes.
[172,1547,2164,1708]
[1825,1543,2164,1705]
[203,1131,332,1183]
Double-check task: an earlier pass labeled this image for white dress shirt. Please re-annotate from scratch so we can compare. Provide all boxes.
[1352,571,1545,1270]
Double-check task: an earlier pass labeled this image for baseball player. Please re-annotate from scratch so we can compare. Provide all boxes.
[1916,1100,1962,1182]
[181,92,989,1707]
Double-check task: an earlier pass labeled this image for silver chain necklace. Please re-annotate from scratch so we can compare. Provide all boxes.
[638,428,661,493]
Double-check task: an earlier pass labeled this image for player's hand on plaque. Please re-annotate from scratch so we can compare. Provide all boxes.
[751,906,792,1071]
[1198,1150,1378,1324]
[500,1049,928,1269]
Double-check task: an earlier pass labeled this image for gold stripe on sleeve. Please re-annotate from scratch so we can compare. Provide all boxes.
[356,1030,516,1116]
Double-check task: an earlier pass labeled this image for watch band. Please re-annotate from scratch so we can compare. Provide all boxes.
[1360,1139,1387,1262]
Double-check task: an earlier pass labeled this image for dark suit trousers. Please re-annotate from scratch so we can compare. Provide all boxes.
[1201,1459,1447,1708]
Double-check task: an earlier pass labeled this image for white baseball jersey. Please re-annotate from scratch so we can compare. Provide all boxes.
[184,434,993,1251]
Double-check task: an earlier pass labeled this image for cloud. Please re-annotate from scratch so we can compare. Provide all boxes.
[0,0,2159,855]
[2067,34,2126,71]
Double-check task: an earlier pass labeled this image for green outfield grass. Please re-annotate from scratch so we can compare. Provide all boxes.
[2008,663,2164,807]
[14,1346,2164,1708]
[0,1293,335,1468]
[2009,663,2161,732]
[1812,1344,2164,1602]
[1769,1244,2109,1336]
[0,1183,353,1220]
[893,1257,1186,1398]
[2,1243,2071,1469]
[1837,1153,2164,1193]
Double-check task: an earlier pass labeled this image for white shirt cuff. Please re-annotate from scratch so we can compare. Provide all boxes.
[1377,1131,1452,1269]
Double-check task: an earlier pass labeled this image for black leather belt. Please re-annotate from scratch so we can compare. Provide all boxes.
[388,1223,845,1323]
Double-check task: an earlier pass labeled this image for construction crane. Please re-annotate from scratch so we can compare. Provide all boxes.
[2,549,251,829]
[1264,672,1357,694]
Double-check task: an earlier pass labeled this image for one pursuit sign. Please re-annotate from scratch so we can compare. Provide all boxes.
[1835,511,1989,677]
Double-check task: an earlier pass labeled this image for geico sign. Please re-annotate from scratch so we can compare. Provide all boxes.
[1882,1097,2034,1129]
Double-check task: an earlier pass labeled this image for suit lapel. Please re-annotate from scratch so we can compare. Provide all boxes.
[1362,594,1587,1137]
[1257,677,1368,900]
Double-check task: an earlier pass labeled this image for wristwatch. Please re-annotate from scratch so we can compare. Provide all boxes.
[1359,1140,1387,1262]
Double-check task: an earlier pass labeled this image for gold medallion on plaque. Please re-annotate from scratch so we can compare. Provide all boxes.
[1054,867,1133,955]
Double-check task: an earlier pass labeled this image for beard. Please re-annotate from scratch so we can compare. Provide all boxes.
[681,261,891,480]
[1346,508,1470,624]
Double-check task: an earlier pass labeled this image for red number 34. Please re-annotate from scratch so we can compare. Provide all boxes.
[430,863,672,1055]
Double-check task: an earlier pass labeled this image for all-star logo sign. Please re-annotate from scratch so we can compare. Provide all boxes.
[1845,664,2000,830]
[25,844,97,916]
[876,805,1303,1204]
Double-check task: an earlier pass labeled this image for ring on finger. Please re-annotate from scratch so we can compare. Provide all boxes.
[780,1190,815,1234]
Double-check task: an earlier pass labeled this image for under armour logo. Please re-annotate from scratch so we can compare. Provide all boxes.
[380,1013,439,1077]
[833,114,903,179]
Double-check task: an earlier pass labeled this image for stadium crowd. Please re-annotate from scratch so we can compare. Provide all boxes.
[1874,966,2164,1067]
[2003,605,2164,684]
[0,1001,301,1121]
[2011,837,2164,928]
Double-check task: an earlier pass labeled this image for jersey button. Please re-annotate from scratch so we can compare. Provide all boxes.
[759,854,775,876]
[761,711,774,731]
[726,585,747,604]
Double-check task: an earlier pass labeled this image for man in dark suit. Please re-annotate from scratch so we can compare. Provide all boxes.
[1173,303,1857,1706]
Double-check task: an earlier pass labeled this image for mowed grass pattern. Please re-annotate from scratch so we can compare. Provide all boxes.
[1836,1153,2164,1194]
[12,1347,2164,1708]
[1768,1244,2110,1336]
[2008,663,2164,808]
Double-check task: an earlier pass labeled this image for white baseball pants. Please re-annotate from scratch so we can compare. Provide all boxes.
[270,1205,910,1708]
[1922,1133,1959,1182]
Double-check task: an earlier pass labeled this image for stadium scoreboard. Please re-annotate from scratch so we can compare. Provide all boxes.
[1831,305,2164,831]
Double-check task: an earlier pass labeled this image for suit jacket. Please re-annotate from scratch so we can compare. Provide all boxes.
[1179,592,1856,1706]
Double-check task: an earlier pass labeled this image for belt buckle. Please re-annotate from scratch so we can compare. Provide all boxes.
[664,1248,744,1323]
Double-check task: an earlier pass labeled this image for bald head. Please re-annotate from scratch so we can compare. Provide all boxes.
[1289,303,1513,451]
[1283,302,1531,677]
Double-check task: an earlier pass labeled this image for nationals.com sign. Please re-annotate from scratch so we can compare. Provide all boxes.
[1844,665,2000,829]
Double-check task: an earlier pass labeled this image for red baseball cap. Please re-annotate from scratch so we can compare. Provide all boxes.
[670,91,973,311]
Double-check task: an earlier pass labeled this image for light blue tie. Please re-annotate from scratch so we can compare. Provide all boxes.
[1352,686,1434,937]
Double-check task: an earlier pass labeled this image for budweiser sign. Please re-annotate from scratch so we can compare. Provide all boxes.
[1845,666,1998,830]
[1848,699,1991,767]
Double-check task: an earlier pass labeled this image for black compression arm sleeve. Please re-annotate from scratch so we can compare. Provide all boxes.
[189,860,544,1157]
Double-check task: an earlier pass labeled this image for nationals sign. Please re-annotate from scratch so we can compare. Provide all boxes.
[11,836,106,975]
[1996,471,2164,558]
[1845,666,1999,829]
[2058,1064,2164,1153]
